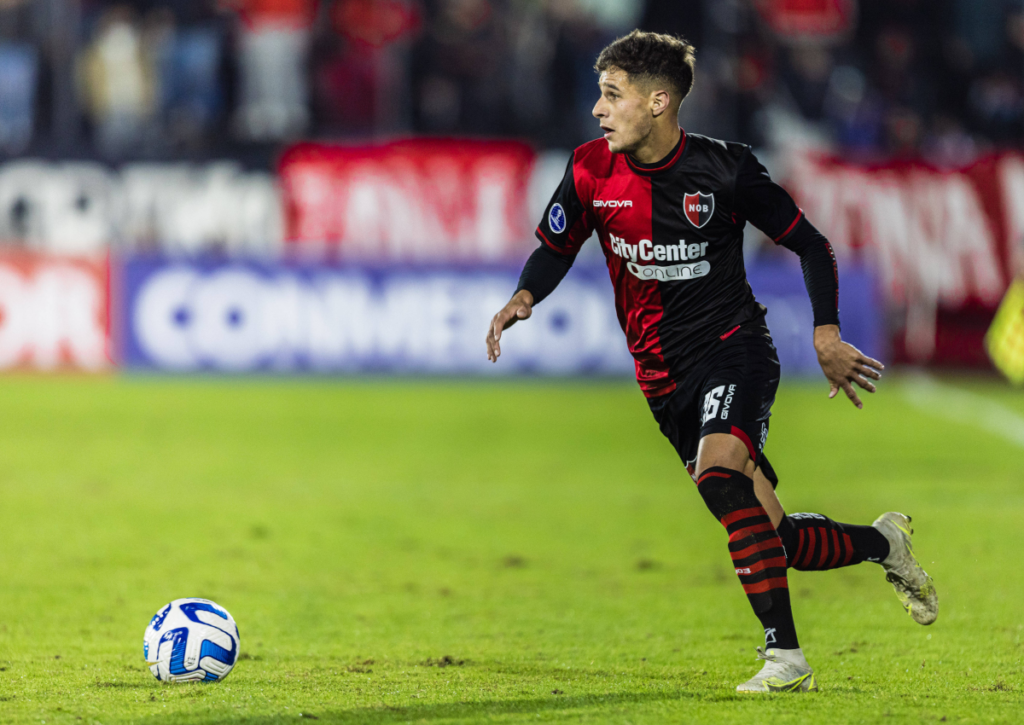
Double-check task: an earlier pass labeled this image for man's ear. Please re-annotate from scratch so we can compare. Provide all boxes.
[650,89,672,118]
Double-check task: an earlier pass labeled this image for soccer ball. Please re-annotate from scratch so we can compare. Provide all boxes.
[143,598,240,682]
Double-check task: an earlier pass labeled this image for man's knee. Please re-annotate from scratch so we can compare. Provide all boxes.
[696,432,754,478]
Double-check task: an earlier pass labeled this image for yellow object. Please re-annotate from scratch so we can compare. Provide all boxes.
[985,279,1024,385]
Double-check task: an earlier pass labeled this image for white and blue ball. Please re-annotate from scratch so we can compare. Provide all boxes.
[144,598,240,682]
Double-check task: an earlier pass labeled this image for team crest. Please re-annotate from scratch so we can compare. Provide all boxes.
[683,192,714,228]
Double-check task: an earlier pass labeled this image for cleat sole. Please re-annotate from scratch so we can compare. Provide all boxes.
[737,673,818,693]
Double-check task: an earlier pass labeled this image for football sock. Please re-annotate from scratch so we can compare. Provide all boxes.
[777,514,890,570]
[697,466,799,650]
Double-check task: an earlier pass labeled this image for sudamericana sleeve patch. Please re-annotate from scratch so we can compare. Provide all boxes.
[535,151,593,254]
[548,203,567,233]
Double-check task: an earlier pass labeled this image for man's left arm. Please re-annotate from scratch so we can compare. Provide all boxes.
[734,147,883,408]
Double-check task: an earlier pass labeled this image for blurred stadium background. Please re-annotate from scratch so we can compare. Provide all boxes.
[4,2,1024,721]
[0,0,1019,376]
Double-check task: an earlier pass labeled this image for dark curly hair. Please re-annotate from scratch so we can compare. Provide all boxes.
[594,30,696,104]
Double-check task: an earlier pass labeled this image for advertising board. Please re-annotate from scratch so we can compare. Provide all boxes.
[120,258,632,374]
[278,139,536,260]
[119,256,880,378]
[0,253,110,370]
[786,151,1024,365]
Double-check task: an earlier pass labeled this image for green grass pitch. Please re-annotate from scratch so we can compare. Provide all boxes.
[0,375,1022,723]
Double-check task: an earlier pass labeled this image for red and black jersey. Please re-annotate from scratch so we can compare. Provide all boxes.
[525,129,838,398]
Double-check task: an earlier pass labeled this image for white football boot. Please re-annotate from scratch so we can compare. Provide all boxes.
[872,512,938,625]
[736,647,817,693]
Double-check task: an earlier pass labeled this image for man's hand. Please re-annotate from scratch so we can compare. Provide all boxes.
[814,324,884,409]
[486,290,534,362]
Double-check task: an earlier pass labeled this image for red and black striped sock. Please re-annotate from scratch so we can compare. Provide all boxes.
[777,513,890,570]
[697,466,799,650]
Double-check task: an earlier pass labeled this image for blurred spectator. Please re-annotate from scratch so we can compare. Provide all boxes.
[146,8,225,149]
[411,0,507,134]
[922,113,977,168]
[884,105,924,157]
[969,71,1024,143]
[312,0,420,134]
[79,5,156,158]
[225,0,316,141]
[732,39,775,147]
[506,1,558,137]
[780,45,834,121]
[824,65,884,156]
[0,42,37,154]
[871,28,933,118]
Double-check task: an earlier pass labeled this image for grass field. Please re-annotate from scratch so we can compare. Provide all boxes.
[0,375,1022,724]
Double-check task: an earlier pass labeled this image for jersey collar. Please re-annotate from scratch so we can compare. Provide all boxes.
[626,128,687,176]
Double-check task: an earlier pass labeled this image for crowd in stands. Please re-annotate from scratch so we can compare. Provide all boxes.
[0,0,1022,166]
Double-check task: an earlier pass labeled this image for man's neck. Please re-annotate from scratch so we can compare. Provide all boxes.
[629,123,682,165]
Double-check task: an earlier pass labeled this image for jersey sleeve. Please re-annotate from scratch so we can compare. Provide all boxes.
[734,147,840,328]
[515,244,575,305]
[535,152,594,255]
[733,147,804,242]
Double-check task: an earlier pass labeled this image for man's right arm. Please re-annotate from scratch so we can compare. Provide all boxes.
[486,245,576,362]
[486,152,593,362]
[516,244,576,304]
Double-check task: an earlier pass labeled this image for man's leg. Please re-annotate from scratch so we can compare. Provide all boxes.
[752,466,785,527]
[696,434,798,651]
[777,513,890,569]
[749,465,891,569]
[751,465,938,625]
[696,433,815,692]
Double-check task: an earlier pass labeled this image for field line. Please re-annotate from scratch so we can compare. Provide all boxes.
[901,373,1024,449]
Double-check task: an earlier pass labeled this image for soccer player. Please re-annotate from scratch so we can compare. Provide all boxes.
[485,30,938,693]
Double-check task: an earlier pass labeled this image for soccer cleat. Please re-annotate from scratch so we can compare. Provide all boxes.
[872,512,938,625]
[736,647,817,693]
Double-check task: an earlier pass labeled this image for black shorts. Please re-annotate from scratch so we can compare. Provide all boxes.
[647,326,781,486]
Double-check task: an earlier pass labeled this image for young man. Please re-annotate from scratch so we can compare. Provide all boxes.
[485,30,938,693]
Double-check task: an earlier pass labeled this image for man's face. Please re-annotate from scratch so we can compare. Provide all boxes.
[592,68,654,154]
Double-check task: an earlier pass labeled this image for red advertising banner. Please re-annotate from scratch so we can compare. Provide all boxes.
[786,152,1024,366]
[279,138,537,260]
[0,253,111,370]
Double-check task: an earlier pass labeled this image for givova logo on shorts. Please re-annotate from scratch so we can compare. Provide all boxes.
[701,384,736,424]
